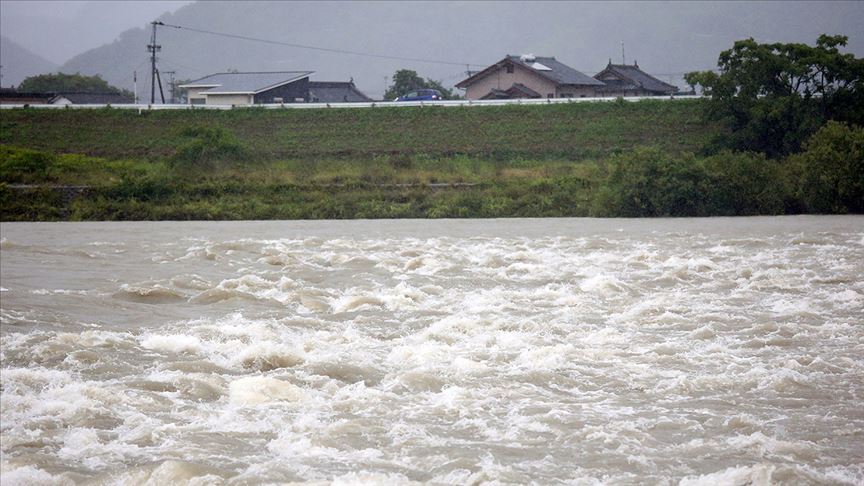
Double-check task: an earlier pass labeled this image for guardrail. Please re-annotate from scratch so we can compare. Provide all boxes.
[0,95,704,111]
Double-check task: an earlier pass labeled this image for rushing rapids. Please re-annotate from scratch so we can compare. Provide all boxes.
[1,217,862,485]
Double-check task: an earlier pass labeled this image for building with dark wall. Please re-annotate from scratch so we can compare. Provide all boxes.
[179,72,374,105]
[179,72,313,105]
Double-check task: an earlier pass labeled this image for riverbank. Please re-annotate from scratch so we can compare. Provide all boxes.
[2,99,857,220]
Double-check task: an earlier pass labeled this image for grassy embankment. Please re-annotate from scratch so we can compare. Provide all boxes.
[3,100,725,220]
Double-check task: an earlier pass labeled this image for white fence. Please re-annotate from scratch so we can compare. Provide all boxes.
[0,95,704,111]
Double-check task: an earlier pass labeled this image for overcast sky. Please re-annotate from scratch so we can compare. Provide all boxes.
[1,1,192,64]
[1,1,861,97]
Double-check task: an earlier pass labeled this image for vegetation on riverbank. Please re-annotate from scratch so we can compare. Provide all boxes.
[1,97,861,221]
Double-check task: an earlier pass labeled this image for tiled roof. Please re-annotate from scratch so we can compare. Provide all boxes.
[308,81,373,102]
[595,64,677,94]
[457,56,603,89]
[506,56,604,86]
[180,71,313,94]
[55,92,134,104]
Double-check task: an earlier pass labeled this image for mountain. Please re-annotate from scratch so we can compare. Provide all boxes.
[0,36,59,88]
[58,1,864,100]
[0,1,192,66]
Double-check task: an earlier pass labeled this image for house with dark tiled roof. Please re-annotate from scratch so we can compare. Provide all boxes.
[593,61,677,97]
[308,81,373,103]
[0,88,133,105]
[51,92,134,105]
[456,54,605,100]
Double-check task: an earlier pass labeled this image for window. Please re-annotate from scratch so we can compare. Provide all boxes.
[190,98,205,105]
[561,93,573,98]
[505,64,514,74]
[273,97,283,103]
[547,93,554,98]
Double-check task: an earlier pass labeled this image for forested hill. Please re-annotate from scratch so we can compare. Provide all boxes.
[0,36,58,87]
[57,1,864,100]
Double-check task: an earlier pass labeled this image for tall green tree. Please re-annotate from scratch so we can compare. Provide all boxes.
[384,69,460,100]
[18,72,132,96]
[685,35,864,157]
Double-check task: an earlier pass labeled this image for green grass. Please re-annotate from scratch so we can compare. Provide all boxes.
[0,100,717,161]
[15,99,815,221]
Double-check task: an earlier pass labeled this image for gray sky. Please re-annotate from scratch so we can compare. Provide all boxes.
[1,1,861,98]
[0,1,192,64]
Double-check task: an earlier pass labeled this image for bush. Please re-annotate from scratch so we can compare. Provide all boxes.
[0,146,56,183]
[168,126,249,170]
[702,151,787,215]
[794,121,864,213]
[593,148,709,217]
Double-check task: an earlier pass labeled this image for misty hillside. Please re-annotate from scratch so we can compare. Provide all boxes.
[0,36,59,88]
[58,1,864,100]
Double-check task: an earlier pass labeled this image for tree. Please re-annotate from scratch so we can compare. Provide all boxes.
[384,69,460,100]
[18,72,133,97]
[685,35,864,158]
[792,121,864,213]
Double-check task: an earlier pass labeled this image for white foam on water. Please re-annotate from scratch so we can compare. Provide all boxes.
[140,334,203,354]
[679,464,775,486]
[2,219,863,483]
[229,376,309,406]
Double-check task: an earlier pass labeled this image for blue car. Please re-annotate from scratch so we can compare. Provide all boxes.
[394,89,443,101]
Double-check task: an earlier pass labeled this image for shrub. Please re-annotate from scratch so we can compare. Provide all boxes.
[168,126,249,170]
[0,146,56,183]
[593,148,709,217]
[794,121,864,213]
[702,151,787,215]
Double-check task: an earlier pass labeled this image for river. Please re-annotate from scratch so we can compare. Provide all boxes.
[1,217,862,485]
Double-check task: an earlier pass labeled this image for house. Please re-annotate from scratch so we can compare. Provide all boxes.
[456,54,605,100]
[593,61,678,97]
[0,88,55,105]
[308,81,373,103]
[179,71,314,106]
[50,92,134,105]
[0,88,132,105]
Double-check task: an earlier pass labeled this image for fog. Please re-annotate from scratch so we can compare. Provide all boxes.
[0,1,192,65]
[1,1,862,97]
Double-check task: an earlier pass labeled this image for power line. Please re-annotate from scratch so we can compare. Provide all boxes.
[158,21,487,68]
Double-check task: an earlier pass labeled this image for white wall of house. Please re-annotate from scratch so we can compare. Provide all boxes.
[185,88,212,105]
[464,65,557,100]
[204,93,254,106]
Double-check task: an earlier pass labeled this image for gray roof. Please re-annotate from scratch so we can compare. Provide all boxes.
[506,55,604,86]
[179,71,313,94]
[595,64,677,94]
[53,92,134,104]
[308,81,373,103]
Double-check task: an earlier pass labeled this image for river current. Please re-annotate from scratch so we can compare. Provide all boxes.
[1,217,862,485]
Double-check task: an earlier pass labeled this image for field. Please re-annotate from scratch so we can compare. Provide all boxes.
[1,100,739,220]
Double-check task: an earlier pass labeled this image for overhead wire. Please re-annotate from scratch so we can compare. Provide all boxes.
[157,21,488,69]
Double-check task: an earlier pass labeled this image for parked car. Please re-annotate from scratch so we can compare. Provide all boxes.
[394,89,443,101]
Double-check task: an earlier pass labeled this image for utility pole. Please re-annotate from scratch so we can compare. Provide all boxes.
[148,21,164,104]
[621,41,626,65]
[133,70,138,104]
